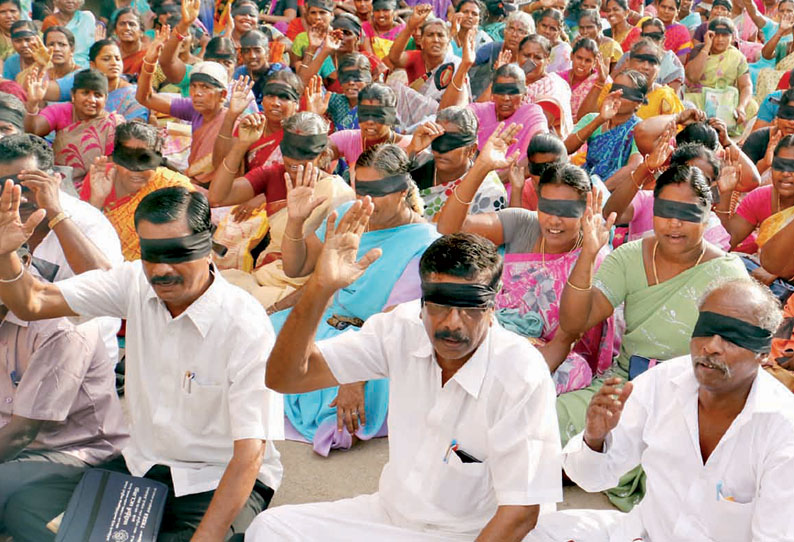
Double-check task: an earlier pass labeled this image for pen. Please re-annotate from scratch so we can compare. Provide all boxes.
[443,439,458,463]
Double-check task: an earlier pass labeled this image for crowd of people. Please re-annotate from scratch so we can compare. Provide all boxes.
[0,0,793,539]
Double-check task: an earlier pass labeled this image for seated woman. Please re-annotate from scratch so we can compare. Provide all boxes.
[437,124,619,395]
[684,17,756,137]
[406,107,508,220]
[111,7,146,81]
[363,0,404,59]
[628,39,684,119]
[520,132,569,209]
[559,164,747,508]
[536,8,572,73]
[513,34,573,127]
[630,0,693,63]
[448,0,493,56]
[271,144,439,455]
[562,37,605,122]
[43,26,78,80]
[576,9,623,72]
[742,88,794,178]
[441,62,549,167]
[23,68,125,188]
[321,53,372,132]
[742,0,794,86]
[41,0,95,67]
[80,122,194,260]
[565,69,646,182]
[208,112,354,306]
[603,0,641,50]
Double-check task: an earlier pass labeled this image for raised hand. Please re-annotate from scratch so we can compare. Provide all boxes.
[237,113,266,146]
[408,4,434,30]
[229,75,255,116]
[19,169,64,218]
[32,36,53,67]
[285,162,328,224]
[182,0,200,26]
[407,120,445,153]
[645,120,676,170]
[24,68,46,112]
[304,75,330,116]
[583,377,634,450]
[313,197,381,292]
[781,13,794,33]
[717,145,740,195]
[704,30,715,53]
[582,187,616,255]
[461,28,476,67]
[88,156,116,208]
[765,127,783,165]
[144,24,169,63]
[595,52,609,83]
[508,162,527,192]
[308,24,327,51]
[707,117,731,147]
[449,12,463,36]
[599,89,622,121]
[329,382,367,434]
[323,28,344,51]
[675,107,706,127]
[95,23,106,41]
[476,122,523,170]
[0,180,46,256]
[494,48,512,70]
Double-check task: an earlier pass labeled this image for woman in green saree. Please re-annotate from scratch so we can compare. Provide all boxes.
[558,164,748,511]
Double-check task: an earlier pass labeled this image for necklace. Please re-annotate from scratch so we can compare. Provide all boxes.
[540,232,583,268]
[651,239,706,286]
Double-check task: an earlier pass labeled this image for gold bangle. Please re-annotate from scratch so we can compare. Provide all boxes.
[282,230,304,242]
[142,58,157,66]
[574,131,585,144]
[217,133,232,140]
[713,208,731,215]
[566,278,592,291]
[221,158,237,174]
[451,75,465,92]
[453,186,475,205]
[47,211,70,230]
[0,266,24,284]
[630,168,644,190]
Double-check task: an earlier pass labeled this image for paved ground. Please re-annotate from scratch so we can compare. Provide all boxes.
[272,437,615,511]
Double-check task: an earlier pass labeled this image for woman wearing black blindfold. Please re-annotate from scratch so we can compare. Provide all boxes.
[404,106,508,221]
[303,53,373,135]
[518,132,567,209]
[436,123,620,396]
[626,39,685,119]
[742,88,794,177]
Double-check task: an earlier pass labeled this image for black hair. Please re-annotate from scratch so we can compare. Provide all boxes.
[675,121,719,151]
[0,0,21,10]
[205,37,236,59]
[572,36,598,56]
[0,134,54,171]
[775,134,794,155]
[780,88,794,107]
[653,164,712,207]
[43,25,76,48]
[134,187,212,235]
[657,0,680,8]
[73,68,108,94]
[455,0,484,24]
[616,69,648,94]
[708,16,735,33]
[641,16,665,32]
[670,143,721,182]
[355,142,411,174]
[111,7,143,34]
[338,52,372,73]
[492,62,529,89]
[358,82,397,107]
[606,0,629,10]
[578,8,602,25]
[89,38,119,62]
[115,121,163,151]
[519,33,552,56]
[538,163,592,197]
[528,132,567,161]
[537,7,564,25]
[10,20,36,34]
[630,38,662,61]
[419,233,503,291]
[264,65,305,94]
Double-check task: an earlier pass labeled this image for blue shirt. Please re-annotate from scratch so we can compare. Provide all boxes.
[758,90,784,123]
[2,54,21,81]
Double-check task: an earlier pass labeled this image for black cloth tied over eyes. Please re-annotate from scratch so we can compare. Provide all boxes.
[778,104,794,120]
[358,104,397,125]
[630,52,661,65]
[10,30,36,39]
[772,156,794,172]
[421,282,497,308]
[139,230,213,263]
[430,131,477,153]
[528,160,559,177]
[537,197,586,218]
[280,131,328,159]
[372,0,397,10]
[610,83,648,104]
[653,198,708,223]
[692,311,773,353]
[308,0,335,11]
[492,81,524,95]
[0,108,24,131]
[232,5,259,17]
[709,24,733,34]
[112,146,163,172]
[338,68,371,84]
[190,72,224,88]
[332,16,362,35]
[641,31,664,41]
[262,81,300,101]
[240,32,269,48]
[354,173,411,197]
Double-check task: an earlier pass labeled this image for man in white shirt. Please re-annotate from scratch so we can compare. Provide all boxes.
[0,134,123,363]
[248,203,562,542]
[527,278,794,542]
[0,185,283,542]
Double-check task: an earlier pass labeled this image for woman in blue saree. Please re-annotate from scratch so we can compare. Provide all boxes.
[270,143,439,456]
[564,69,646,182]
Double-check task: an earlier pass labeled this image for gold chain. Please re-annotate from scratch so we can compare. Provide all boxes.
[652,240,706,286]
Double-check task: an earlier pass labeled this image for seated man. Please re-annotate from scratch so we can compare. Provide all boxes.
[0,186,284,542]
[0,247,128,534]
[248,226,562,541]
[528,278,794,541]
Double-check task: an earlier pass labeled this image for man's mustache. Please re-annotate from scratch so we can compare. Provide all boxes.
[435,329,469,343]
[693,355,732,377]
[150,275,184,286]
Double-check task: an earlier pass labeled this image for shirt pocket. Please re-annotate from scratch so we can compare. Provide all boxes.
[707,497,754,541]
[180,380,227,437]
[428,452,491,516]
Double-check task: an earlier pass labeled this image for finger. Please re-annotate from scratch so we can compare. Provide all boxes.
[0,179,14,211]
[22,208,47,237]
[605,211,617,231]
[284,172,294,192]
[358,403,367,427]
[323,210,339,240]
[332,401,345,432]
[344,409,355,434]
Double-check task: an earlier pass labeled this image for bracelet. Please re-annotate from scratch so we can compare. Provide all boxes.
[142,58,157,66]
[566,278,592,291]
[0,266,24,284]
[453,186,475,205]
[174,28,187,41]
[47,211,70,230]
[26,108,39,116]
[451,75,465,92]
[630,168,645,190]
[713,208,732,215]
[221,158,237,174]
[282,230,304,242]
[299,63,310,69]
[573,131,585,144]
[217,133,232,140]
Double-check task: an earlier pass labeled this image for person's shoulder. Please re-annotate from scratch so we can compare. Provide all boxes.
[609,238,644,260]
[60,191,114,229]
[755,369,794,425]
[488,323,551,390]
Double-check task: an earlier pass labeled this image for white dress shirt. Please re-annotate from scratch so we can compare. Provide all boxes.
[562,356,794,542]
[317,300,562,536]
[33,191,124,363]
[57,261,284,497]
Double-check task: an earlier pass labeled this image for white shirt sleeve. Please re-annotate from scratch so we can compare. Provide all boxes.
[562,374,652,493]
[751,419,794,541]
[57,262,138,320]
[316,310,395,384]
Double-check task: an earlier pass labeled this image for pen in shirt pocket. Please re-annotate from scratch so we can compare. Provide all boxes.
[716,481,735,502]
[183,371,195,394]
[443,439,458,463]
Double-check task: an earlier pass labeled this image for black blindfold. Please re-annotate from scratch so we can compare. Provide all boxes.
[653,198,708,223]
[338,68,371,84]
[421,281,497,308]
[772,156,794,172]
[354,173,411,197]
[112,146,163,172]
[537,197,586,218]
[692,311,773,353]
[358,104,397,125]
[279,131,328,160]
[630,52,661,65]
[611,83,647,104]
[262,81,300,101]
[139,230,213,263]
[492,81,524,95]
[777,104,794,120]
[430,131,477,154]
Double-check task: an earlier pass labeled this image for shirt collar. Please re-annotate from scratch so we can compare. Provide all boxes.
[0,311,28,328]
[145,263,223,338]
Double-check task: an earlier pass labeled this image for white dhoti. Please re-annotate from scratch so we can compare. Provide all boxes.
[525,509,645,542]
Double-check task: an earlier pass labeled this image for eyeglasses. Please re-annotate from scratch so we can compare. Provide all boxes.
[423,301,490,322]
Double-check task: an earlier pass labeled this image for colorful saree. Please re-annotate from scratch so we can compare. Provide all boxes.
[757,204,794,248]
[53,111,125,189]
[583,114,640,180]
[269,203,439,455]
[495,248,617,395]
[106,85,149,123]
[103,168,195,260]
[562,70,601,120]
[185,109,227,186]
[245,131,283,170]
[122,49,147,79]
[420,170,507,220]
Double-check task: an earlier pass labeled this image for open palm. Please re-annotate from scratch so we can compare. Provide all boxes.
[477,122,522,169]
[285,163,327,223]
[582,188,615,254]
[0,181,46,256]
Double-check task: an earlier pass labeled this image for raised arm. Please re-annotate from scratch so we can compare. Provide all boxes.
[762,15,792,59]
[708,118,760,192]
[740,0,769,31]
[685,37,711,86]
[208,113,263,207]
[439,28,475,109]
[436,122,522,242]
[280,162,328,278]
[387,3,432,69]
[160,0,200,84]
[266,198,380,393]
[136,27,176,116]
[297,28,342,85]
[212,76,255,171]
[0,182,75,321]
[23,69,54,136]
[565,89,620,154]
[575,53,608,119]
[558,189,616,338]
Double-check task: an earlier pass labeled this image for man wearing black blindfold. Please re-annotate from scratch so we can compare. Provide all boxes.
[255,230,561,541]
[0,185,284,540]
[532,280,794,542]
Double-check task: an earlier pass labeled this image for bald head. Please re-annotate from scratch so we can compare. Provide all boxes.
[698,279,783,335]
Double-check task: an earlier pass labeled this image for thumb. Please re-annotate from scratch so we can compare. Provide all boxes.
[329,398,338,407]
[619,381,634,402]
[22,208,46,236]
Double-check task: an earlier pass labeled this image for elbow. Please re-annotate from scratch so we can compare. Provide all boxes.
[207,192,224,208]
